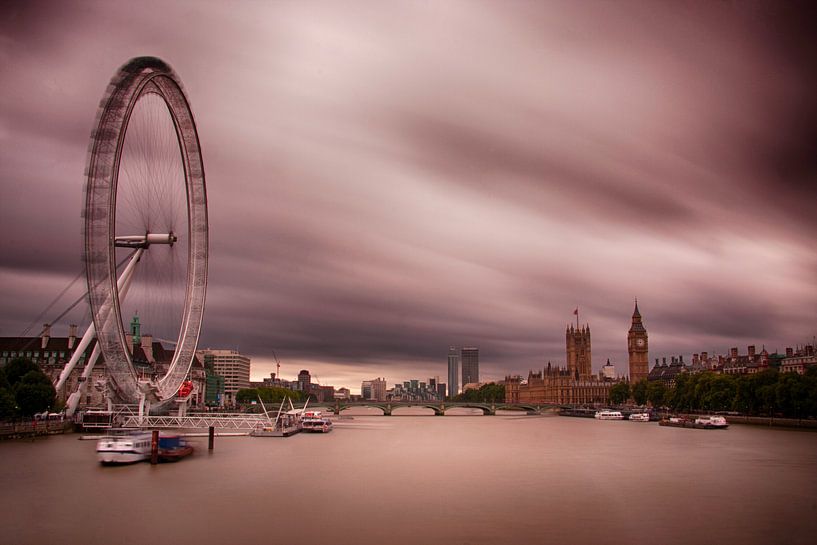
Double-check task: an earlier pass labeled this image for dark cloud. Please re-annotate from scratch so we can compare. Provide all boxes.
[1,0,815,390]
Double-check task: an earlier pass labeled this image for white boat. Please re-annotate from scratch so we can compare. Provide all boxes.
[694,415,729,429]
[96,431,153,464]
[302,410,333,433]
[594,410,624,420]
[628,412,650,422]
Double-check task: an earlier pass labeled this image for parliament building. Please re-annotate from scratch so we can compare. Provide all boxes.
[505,303,646,404]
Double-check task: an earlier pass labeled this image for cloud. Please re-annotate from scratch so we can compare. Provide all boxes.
[1,1,815,391]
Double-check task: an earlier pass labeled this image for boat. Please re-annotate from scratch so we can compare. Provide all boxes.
[250,397,303,437]
[96,431,153,464]
[659,415,729,429]
[694,415,729,429]
[302,410,333,433]
[628,412,650,422]
[594,410,624,420]
[157,433,194,462]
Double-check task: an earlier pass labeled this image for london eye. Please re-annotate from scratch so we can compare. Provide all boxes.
[58,57,208,414]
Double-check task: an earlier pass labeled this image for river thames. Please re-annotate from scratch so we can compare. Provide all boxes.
[1,411,815,545]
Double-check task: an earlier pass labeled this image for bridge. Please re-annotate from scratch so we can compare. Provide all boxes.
[104,402,563,430]
[309,400,561,416]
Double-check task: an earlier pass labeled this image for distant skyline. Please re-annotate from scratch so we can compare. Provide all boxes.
[1,1,815,391]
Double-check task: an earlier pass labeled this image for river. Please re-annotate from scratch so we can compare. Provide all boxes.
[1,411,815,545]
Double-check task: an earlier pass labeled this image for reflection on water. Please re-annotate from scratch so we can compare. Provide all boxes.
[1,413,816,545]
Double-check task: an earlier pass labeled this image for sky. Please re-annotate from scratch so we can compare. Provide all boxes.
[1,1,815,392]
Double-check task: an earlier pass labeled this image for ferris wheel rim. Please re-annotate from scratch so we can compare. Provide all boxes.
[83,56,208,404]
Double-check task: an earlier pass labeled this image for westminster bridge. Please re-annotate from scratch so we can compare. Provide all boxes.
[308,400,562,416]
[107,401,565,429]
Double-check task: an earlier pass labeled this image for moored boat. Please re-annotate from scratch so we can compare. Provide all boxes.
[628,412,650,422]
[96,431,153,464]
[157,434,194,462]
[659,415,729,429]
[302,410,333,433]
[594,410,624,420]
[694,415,729,429]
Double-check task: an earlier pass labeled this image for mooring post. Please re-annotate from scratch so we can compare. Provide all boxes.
[150,430,159,465]
[208,425,214,450]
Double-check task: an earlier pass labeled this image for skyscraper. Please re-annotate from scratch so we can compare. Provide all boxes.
[461,347,479,386]
[628,300,649,383]
[447,347,459,398]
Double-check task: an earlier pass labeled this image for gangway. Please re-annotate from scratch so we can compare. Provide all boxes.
[120,412,269,430]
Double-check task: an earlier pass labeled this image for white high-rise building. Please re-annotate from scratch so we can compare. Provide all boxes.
[196,349,251,405]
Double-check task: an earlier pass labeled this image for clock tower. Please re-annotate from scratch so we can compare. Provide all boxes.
[627,300,649,383]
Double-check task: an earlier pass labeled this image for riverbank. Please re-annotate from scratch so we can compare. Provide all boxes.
[0,419,72,440]
[722,415,817,429]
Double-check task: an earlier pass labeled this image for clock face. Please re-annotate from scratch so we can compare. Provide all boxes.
[636,338,645,348]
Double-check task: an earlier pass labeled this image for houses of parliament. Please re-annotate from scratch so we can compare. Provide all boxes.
[505,302,648,404]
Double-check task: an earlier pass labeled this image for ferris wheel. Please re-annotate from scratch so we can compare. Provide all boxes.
[56,57,208,415]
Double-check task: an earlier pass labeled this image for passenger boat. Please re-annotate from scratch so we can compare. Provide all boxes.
[693,415,729,429]
[628,412,650,422]
[659,415,729,429]
[96,431,153,464]
[594,410,624,420]
[157,434,194,462]
[302,410,333,433]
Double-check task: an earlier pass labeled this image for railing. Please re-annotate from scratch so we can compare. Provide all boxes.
[120,414,268,429]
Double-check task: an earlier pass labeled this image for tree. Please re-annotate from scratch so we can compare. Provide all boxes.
[3,357,40,386]
[454,383,505,403]
[646,381,667,407]
[13,370,56,416]
[631,379,648,405]
[236,387,303,405]
[609,382,630,405]
[0,389,17,419]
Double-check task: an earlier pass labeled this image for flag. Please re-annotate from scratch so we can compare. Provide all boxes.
[573,307,578,316]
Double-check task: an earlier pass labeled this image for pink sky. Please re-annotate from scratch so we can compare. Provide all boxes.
[1,1,815,391]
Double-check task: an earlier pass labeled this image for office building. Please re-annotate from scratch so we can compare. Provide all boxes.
[461,347,479,387]
[447,347,459,398]
[196,348,250,406]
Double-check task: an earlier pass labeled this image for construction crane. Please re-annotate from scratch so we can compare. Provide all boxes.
[271,349,281,382]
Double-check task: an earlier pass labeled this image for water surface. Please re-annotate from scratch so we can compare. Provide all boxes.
[1,412,815,545]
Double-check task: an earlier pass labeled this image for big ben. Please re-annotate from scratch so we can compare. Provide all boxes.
[628,300,649,382]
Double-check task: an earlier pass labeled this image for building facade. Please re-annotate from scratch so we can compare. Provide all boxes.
[196,349,250,406]
[505,364,615,405]
[627,301,649,383]
[361,377,387,401]
[447,346,459,398]
[461,347,479,386]
[504,312,625,405]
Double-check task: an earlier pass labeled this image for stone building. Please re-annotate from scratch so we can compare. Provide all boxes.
[1,321,206,411]
[505,363,616,405]
[566,325,591,379]
[627,301,649,382]
[505,312,626,405]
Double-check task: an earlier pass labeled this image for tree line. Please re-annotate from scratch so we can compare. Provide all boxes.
[453,383,505,403]
[0,358,58,419]
[235,386,305,405]
[609,368,817,418]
